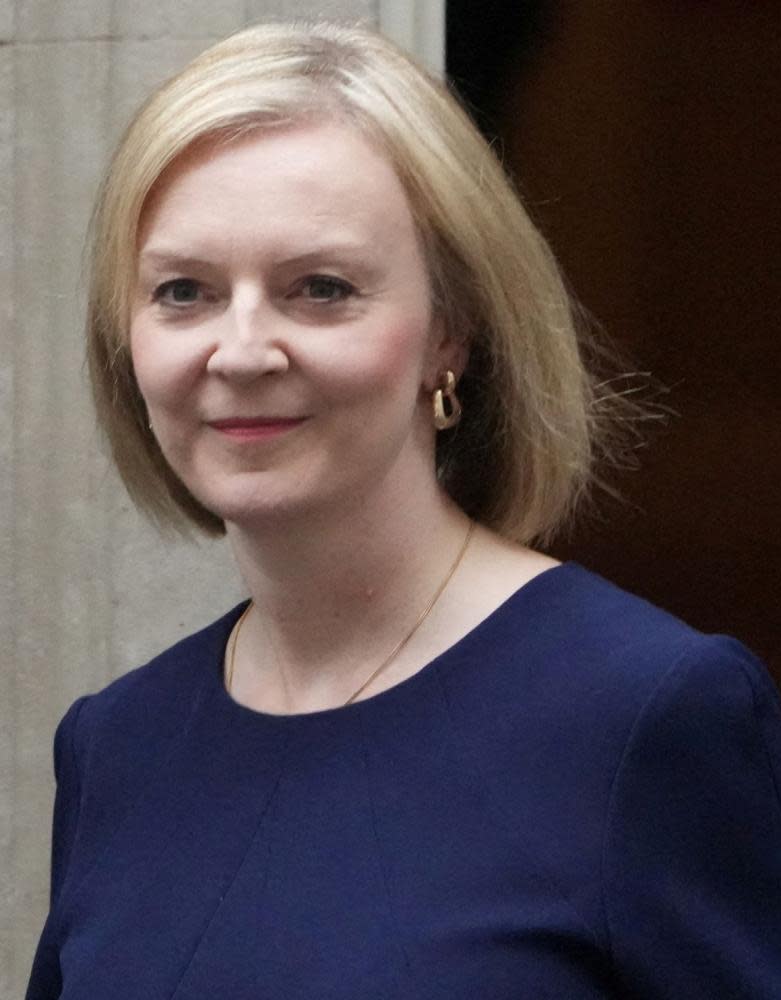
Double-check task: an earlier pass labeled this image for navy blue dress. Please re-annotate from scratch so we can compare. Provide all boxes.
[26,564,781,998]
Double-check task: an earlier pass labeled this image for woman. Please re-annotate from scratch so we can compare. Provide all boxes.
[27,21,781,999]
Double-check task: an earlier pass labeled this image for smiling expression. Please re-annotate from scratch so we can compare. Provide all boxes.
[129,122,458,527]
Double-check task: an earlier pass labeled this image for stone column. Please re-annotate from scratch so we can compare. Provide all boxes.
[3,0,443,992]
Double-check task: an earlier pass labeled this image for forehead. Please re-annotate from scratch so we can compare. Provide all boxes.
[137,122,421,261]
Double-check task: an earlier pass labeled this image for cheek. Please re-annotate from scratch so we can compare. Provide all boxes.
[312,316,432,402]
[367,318,437,409]
[129,323,204,412]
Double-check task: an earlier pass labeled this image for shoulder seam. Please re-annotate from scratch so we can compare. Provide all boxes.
[597,634,707,962]
[733,655,781,814]
[51,694,92,945]
[52,672,212,931]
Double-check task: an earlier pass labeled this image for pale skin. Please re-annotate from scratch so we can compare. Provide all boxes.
[130,121,559,715]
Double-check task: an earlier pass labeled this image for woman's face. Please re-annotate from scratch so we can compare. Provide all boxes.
[130,122,457,527]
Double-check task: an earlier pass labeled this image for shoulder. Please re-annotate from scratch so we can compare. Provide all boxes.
[597,609,781,993]
[438,562,781,970]
[445,562,776,776]
[43,603,246,914]
[604,625,781,816]
[513,563,781,823]
[63,601,247,754]
[508,562,766,709]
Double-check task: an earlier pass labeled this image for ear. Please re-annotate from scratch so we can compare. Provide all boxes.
[423,313,470,392]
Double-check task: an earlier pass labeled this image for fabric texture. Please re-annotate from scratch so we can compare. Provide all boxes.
[26,563,781,999]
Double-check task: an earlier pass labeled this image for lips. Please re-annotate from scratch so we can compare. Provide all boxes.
[208,416,308,439]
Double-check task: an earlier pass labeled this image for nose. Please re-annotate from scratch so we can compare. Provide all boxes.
[205,297,290,382]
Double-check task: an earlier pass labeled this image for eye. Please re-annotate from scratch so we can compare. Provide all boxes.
[297,275,356,303]
[152,278,205,307]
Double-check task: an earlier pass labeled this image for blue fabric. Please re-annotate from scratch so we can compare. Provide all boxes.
[26,563,781,999]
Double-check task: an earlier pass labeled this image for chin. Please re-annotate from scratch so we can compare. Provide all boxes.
[196,491,308,527]
[185,472,332,528]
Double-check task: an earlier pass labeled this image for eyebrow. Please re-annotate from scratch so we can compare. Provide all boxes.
[137,242,377,270]
[137,251,215,272]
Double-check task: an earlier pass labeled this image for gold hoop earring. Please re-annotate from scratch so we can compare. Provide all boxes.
[432,370,462,430]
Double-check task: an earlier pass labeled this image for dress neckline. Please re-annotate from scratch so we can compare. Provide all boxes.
[207,561,581,726]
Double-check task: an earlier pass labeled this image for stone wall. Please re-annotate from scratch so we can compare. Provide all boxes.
[3,0,443,990]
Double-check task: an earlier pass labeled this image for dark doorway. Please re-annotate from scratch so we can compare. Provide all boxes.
[447,1,780,679]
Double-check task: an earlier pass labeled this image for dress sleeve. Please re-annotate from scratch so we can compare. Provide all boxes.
[25,695,91,1000]
[602,636,781,999]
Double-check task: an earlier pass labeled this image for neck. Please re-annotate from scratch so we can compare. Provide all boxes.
[225,478,470,709]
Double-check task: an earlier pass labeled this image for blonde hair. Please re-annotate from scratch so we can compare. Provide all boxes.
[88,20,616,545]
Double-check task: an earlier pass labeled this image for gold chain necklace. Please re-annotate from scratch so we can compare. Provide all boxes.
[225,520,475,709]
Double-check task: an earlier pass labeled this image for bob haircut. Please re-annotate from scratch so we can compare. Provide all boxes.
[87,20,616,546]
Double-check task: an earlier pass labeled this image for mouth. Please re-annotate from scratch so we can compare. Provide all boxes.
[207,416,308,440]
